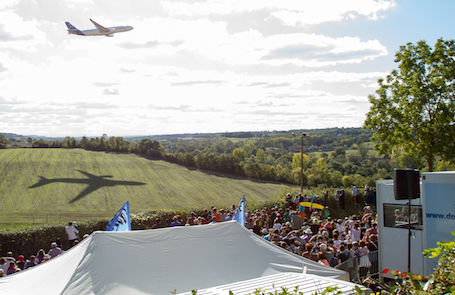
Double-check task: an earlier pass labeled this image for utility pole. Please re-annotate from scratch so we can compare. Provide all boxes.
[292,132,309,193]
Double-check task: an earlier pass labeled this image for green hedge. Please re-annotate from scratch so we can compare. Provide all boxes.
[0,190,368,259]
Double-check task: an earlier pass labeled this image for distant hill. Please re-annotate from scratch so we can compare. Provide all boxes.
[0,149,295,224]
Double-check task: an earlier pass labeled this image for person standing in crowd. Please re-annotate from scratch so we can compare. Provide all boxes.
[323,206,330,219]
[36,249,45,264]
[364,185,370,203]
[290,211,302,230]
[170,216,182,227]
[48,242,62,259]
[151,217,163,229]
[5,251,15,263]
[6,261,17,275]
[16,255,25,270]
[165,214,173,227]
[24,255,36,269]
[211,208,221,222]
[65,221,79,248]
[339,188,345,209]
[334,190,340,209]
[0,258,8,275]
[351,186,360,204]
[350,223,362,242]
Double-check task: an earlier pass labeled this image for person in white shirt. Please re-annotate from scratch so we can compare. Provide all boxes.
[65,221,79,248]
[0,258,8,275]
[349,224,362,242]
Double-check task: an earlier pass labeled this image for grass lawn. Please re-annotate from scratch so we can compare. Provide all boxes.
[0,149,296,224]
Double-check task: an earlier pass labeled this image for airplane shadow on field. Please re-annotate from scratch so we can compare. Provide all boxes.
[28,170,146,204]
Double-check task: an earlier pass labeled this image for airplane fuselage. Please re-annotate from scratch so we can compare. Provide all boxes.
[68,26,133,37]
[66,20,133,37]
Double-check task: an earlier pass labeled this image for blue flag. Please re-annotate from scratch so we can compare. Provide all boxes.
[105,201,131,231]
[233,194,245,226]
[310,194,316,212]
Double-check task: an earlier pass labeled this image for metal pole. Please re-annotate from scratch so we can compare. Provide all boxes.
[300,134,304,193]
[408,197,411,273]
[292,132,309,194]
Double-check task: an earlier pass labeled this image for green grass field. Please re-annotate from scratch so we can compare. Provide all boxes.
[0,149,295,224]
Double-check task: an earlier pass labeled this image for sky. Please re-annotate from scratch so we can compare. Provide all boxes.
[0,0,454,137]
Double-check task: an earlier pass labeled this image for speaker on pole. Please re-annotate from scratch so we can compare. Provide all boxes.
[394,168,420,200]
[406,169,420,199]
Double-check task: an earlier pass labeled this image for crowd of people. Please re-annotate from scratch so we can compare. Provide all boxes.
[0,190,377,283]
[0,221,83,277]
[0,241,63,277]
[149,191,378,282]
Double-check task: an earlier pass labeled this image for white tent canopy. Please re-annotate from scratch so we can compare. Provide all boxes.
[0,221,349,295]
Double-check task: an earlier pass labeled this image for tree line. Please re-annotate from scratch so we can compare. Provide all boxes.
[14,128,436,190]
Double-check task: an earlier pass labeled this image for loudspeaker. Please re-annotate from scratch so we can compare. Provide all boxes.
[406,169,420,199]
[394,169,408,200]
[394,168,420,200]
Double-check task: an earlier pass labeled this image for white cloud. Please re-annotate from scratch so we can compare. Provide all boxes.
[271,0,396,26]
[161,0,396,24]
[0,0,442,137]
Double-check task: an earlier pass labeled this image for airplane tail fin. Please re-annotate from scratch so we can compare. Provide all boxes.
[65,22,84,36]
[28,176,49,188]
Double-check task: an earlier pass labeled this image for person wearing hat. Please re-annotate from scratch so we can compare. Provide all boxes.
[170,216,182,227]
[48,242,62,259]
[302,228,312,244]
[5,251,15,263]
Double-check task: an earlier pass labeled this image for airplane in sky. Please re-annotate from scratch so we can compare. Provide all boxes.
[65,19,133,37]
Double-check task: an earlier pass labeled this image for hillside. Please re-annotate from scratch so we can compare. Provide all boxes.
[0,149,295,224]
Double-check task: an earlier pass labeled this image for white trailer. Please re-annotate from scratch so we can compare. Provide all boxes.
[377,171,455,281]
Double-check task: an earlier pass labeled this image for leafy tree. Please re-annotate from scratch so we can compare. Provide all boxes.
[392,151,421,170]
[420,232,455,294]
[356,142,369,160]
[435,160,455,171]
[332,147,346,158]
[129,141,139,154]
[0,135,10,149]
[232,148,247,161]
[331,171,343,188]
[79,136,89,149]
[341,175,353,188]
[376,168,390,179]
[291,153,310,170]
[244,162,262,179]
[32,139,49,148]
[63,136,77,148]
[242,141,256,156]
[364,38,455,171]
[307,157,331,186]
[256,148,266,163]
[184,154,196,167]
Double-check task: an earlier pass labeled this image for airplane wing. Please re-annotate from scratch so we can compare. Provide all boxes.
[68,184,99,204]
[90,19,109,33]
[77,170,112,178]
